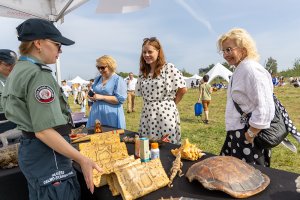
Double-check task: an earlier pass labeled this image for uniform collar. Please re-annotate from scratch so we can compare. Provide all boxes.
[19,55,52,72]
[19,55,45,65]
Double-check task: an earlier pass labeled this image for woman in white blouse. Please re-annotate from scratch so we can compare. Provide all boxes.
[218,28,275,167]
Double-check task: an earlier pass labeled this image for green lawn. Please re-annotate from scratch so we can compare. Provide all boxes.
[70,85,300,174]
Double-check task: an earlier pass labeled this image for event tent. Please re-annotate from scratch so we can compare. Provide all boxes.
[0,0,150,84]
[206,63,233,84]
[67,76,89,85]
[184,74,202,88]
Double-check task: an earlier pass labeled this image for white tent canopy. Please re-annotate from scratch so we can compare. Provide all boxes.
[206,63,233,84]
[0,0,150,84]
[0,0,88,22]
[184,74,202,88]
[67,76,89,85]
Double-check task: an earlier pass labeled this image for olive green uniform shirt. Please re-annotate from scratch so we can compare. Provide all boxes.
[1,56,70,132]
[0,74,6,113]
[200,83,212,101]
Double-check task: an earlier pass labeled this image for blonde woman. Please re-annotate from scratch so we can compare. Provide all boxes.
[87,55,127,129]
[218,28,274,167]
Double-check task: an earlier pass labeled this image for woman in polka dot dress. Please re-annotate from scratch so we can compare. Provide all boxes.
[218,28,275,167]
[135,37,187,144]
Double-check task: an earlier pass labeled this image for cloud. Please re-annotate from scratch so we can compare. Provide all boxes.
[175,0,214,34]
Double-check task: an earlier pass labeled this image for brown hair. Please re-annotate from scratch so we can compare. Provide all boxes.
[139,38,166,78]
[19,41,35,55]
[203,75,209,82]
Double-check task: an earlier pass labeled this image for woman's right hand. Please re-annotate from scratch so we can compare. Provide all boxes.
[79,156,103,194]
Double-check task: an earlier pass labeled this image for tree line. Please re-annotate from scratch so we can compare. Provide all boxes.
[116,57,300,78]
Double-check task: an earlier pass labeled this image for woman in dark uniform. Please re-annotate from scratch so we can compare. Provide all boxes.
[0,49,17,133]
[1,18,102,199]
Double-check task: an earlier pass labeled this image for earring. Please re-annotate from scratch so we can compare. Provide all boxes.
[38,48,41,53]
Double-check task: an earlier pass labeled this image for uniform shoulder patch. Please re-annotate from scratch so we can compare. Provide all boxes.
[35,85,55,103]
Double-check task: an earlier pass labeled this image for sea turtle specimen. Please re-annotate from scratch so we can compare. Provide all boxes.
[186,156,270,198]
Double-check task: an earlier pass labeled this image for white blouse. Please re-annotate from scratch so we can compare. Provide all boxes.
[225,59,275,131]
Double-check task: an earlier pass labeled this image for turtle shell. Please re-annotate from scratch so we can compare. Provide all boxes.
[186,156,270,198]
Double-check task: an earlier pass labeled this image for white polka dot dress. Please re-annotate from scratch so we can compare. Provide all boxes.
[135,63,186,144]
[220,129,271,167]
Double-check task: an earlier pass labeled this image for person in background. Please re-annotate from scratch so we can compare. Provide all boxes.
[198,75,212,124]
[72,83,78,104]
[87,84,93,112]
[272,74,279,87]
[1,18,102,199]
[191,80,195,88]
[218,28,274,167]
[278,76,285,87]
[87,79,94,111]
[89,79,94,85]
[87,55,127,129]
[195,79,199,87]
[135,37,187,144]
[77,83,82,95]
[79,85,88,113]
[0,49,17,133]
[61,80,72,99]
[125,72,137,113]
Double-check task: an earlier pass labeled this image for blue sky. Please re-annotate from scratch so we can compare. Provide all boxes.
[1,0,300,80]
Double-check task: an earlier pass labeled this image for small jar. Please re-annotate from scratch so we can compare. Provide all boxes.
[150,142,160,160]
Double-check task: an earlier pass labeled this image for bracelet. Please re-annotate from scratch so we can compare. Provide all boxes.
[247,129,256,138]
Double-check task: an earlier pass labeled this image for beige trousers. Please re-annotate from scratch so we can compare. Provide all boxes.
[127,91,135,112]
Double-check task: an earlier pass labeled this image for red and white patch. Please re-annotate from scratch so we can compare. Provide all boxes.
[35,85,55,103]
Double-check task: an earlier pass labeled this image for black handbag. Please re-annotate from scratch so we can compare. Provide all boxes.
[232,95,288,149]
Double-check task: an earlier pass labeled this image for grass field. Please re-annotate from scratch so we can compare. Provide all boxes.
[70,85,300,174]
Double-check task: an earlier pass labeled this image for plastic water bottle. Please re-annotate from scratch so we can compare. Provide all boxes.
[151,142,160,160]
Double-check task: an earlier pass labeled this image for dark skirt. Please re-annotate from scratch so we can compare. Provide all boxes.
[220,128,271,167]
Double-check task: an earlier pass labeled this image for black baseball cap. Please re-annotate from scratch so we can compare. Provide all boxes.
[0,49,17,65]
[16,18,75,46]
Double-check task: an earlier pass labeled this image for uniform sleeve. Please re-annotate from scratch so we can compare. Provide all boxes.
[135,75,142,96]
[166,63,186,93]
[113,76,127,104]
[27,71,67,132]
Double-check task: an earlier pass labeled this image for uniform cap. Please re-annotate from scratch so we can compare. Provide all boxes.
[16,18,75,46]
[0,49,17,65]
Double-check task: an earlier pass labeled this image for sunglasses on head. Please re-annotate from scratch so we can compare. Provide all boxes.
[96,65,107,71]
[143,37,158,42]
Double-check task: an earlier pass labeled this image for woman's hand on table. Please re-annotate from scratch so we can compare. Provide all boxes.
[79,156,103,194]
